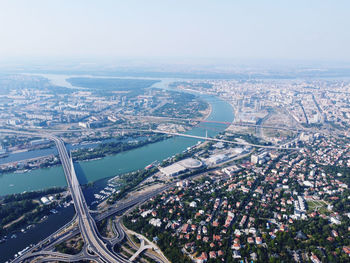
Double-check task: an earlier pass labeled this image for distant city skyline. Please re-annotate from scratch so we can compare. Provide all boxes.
[0,0,349,64]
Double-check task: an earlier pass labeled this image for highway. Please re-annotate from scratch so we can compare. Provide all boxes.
[150,129,300,150]
[113,114,327,134]
[16,250,99,263]
[11,173,172,263]
[129,238,152,261]
[0,129,131,262]
[53,136,131,263]
[0,127,298,150]
[1,127,298,263]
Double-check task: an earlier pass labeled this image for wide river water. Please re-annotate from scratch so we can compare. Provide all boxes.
[0,76,234,262]
[0,78,233,196]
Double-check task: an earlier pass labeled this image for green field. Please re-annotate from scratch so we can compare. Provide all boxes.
[307,200,329,214]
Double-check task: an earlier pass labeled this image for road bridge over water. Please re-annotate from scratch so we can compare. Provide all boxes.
[53,136,131,263]
[4,129,169,263]
[1,128,300,262]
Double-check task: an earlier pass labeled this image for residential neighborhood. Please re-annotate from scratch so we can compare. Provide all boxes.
[125,134,350,262]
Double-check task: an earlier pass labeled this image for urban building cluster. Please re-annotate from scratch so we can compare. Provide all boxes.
[177,79,350,133]
[0,75,209,173]
[125,134,350,262]
[1,75,350,263]
[0,75,205,131]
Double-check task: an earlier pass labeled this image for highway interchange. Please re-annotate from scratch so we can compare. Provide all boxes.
[1,124,305,263]
[5,132,171,263]
[54,136,131,263]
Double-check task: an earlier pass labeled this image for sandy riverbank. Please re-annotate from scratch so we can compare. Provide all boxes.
[200,101,212,121]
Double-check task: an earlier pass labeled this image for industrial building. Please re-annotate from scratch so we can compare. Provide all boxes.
[160,158,202,177]
[159,163,187,177]
[206,154,228,166]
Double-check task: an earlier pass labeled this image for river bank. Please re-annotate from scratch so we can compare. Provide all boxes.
[0,75,234,262]
[201,100,212,120]
[0,77,233,197]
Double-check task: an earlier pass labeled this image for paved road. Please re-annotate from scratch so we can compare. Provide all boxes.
[0,127,299,263]
[2,130,131,263]
[53,136,130,263]
[12,183,171,263]
[151,129,299,150]
[17,250,99,263]
[129,238,152,261]
[5,130,171,263]
[108,217,125,246]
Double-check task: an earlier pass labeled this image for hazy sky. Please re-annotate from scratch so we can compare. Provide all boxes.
[0,0,349,63]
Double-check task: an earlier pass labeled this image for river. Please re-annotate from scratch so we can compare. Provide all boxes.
[0,78,233,196]
[0,137,146,166]
[0,76,234,262]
